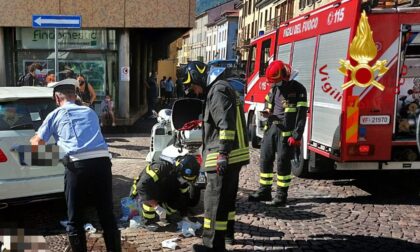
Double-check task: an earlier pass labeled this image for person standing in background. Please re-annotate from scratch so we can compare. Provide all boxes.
[176,76,184,99]
[45,70,56,85]
[21,63,42,86]
[100,94,117,127]
[76,74,97,108]
[159,76,167,102]
[165,77,174,105]
[147,72,158,116]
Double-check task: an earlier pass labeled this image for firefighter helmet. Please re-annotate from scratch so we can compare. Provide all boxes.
[207,66,226,87]
[180,61,208,88]
[266,60,291,83]
[176,154,200,181]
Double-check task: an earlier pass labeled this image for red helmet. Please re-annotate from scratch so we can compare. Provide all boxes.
[282,63,292,81]
[266,60,292,83]
[266,60,284,83]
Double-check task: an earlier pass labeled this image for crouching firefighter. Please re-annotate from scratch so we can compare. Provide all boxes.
[248,60,308,206]
[180,61,250,252]
[130,154,200,226]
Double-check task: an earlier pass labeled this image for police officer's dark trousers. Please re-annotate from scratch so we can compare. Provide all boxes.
[258,122,294,201]
[65,157,120,252]
[202,164,241,250]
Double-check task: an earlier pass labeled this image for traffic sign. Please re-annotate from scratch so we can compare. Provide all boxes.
[32,15,81,28]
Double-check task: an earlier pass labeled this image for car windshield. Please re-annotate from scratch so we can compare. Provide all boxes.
[0,99,56,131]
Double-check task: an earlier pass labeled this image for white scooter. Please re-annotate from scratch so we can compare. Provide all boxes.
[146,98,205,206]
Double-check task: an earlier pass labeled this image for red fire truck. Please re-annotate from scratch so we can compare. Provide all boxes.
[244,0,420,176]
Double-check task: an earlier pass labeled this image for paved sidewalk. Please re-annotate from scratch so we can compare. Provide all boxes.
[1,133,420,251]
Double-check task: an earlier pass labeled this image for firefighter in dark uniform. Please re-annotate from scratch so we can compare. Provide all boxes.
[179,61,250,252]
[130,155,200,225]
[248,60,308,206]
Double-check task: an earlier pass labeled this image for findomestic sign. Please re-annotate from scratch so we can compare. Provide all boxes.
[17,28,107,50]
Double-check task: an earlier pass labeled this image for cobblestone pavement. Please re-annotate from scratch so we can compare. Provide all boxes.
[1,132,420,251]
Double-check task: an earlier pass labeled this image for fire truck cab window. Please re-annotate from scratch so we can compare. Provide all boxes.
[248,45,257,76]
[259,39,271,76]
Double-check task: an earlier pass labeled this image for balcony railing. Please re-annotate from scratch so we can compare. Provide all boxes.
[237,31,251,47]
[265,16,283,33]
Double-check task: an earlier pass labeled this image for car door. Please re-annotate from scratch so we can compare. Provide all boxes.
[0,98,64,200]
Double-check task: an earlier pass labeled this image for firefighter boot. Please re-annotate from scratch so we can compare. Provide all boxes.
[272,187,288,207]
[225,220,234,245]
[248,186,272,202]
[68,234,87,252]
[192,244,227,252]
[103,229,122,252]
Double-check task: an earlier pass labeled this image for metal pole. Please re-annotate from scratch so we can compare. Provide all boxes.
[55,28,58,81]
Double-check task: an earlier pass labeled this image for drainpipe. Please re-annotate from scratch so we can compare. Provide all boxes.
[118,30,130,119]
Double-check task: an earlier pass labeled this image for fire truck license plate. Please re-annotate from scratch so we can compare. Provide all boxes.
[360,115,390,125]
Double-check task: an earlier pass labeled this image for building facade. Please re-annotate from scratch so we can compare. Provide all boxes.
[179,0,239,64]
[0,0,195,124]
[237,0,296,59]
[294,0,335,16]
[215,13,239,60]
[190,13,209,62]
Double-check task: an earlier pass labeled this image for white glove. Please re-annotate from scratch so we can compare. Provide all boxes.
[154,205,167,220]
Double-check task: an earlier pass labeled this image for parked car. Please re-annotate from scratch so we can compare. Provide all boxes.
[0,87,64,204]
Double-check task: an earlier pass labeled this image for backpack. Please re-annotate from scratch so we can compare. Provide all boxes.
[17,74,26,86]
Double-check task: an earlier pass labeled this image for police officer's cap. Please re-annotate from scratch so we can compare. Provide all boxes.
[48,78,79,93]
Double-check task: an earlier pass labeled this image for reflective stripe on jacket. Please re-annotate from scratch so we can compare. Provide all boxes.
[203,80,250,171]
[130,161,186,202]
[264,80,308,140]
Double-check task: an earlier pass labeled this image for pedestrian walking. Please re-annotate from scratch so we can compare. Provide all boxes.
[165,77,174,105]
[248,60,308,206]
[30,79,120,252]
[129,155,200,227]
[179,62,250,252]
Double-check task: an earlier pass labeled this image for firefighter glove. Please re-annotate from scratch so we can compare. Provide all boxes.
[154,205,167,220]
[288,137,301,147]
[216,153,228,176]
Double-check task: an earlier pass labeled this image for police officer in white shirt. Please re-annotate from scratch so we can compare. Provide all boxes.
[30,79,120,252]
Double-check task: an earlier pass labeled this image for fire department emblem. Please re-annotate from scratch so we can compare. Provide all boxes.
[338,11,388,91]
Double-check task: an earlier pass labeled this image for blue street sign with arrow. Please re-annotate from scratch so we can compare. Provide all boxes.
[32,15,81,28]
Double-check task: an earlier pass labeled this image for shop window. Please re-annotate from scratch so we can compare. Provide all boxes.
[15,28,118,100]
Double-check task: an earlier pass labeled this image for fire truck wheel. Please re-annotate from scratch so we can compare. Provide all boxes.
[291,145,309,178]
[249,112,261,148]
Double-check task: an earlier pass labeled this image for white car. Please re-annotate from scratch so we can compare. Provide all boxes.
[0,86,64,204]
